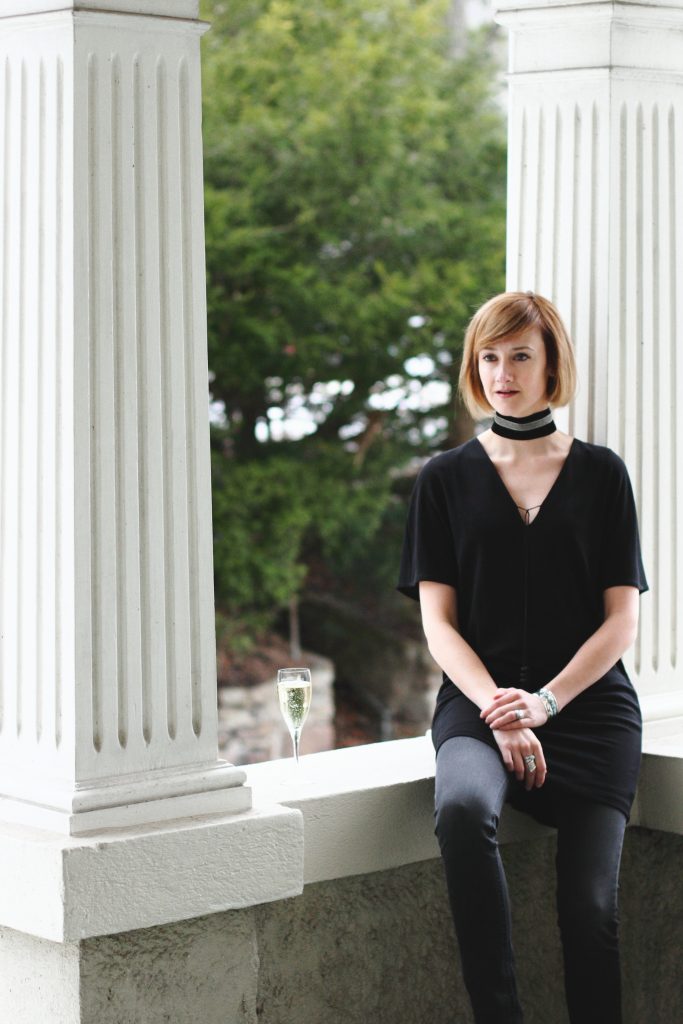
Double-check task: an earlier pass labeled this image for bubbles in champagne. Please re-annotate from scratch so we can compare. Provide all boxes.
[277,682,312,733]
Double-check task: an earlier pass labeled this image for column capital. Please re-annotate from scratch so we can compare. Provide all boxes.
[1,1,199,19]
[495,0,683,76]
[496,0,683,12]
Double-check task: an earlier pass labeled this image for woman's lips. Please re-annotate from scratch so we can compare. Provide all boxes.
[496,390,518,396]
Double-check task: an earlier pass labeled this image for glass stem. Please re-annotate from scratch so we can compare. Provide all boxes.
[292,728,301,766]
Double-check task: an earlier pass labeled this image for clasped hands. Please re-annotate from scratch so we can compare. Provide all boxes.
[480,687,549,731]
[480,687,548,789]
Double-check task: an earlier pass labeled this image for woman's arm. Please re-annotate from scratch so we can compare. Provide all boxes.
[483,585,640,730]
[418,580,498,710]
[545,585,640,709]
[419,580,547,788]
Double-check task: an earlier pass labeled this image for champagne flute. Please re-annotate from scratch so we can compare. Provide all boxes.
[277,667,312,766]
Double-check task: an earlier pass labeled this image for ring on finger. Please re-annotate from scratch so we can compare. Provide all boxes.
[523,754,537,773]
[514,709,525,721]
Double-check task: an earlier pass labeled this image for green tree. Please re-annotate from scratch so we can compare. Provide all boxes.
[201,0,506,641]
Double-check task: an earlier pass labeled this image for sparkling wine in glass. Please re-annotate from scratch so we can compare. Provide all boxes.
[277,667,312,766]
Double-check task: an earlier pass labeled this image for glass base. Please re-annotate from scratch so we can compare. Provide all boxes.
[274,756,314,786]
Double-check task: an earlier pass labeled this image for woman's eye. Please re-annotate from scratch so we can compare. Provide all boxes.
[481,354,496,362]
[515,353,530,361]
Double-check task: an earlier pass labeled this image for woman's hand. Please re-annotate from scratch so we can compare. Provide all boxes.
[480,687,548,730]
[492,727,547,790]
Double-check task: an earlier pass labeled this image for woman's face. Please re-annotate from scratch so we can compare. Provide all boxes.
[477,325,550,417]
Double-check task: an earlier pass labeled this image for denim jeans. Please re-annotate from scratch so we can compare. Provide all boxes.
[434,736,627,1024]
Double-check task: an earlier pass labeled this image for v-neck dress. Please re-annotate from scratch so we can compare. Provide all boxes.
[397,436,648,824]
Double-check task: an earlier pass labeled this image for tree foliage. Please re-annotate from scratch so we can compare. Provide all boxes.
[201,0,507,638]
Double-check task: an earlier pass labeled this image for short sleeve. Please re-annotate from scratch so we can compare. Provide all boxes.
[396,460,458,602]
[600,455,648,594]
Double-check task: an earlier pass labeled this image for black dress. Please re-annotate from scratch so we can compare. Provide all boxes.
[397,436,648,824]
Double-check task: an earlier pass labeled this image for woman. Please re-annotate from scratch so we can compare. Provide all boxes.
[397,291,647,1024]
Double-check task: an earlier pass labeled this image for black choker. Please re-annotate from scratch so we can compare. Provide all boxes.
[491,407,556,440]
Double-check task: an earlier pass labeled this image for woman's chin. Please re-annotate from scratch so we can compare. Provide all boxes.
[491,395,524,414]
[490,396,549,418]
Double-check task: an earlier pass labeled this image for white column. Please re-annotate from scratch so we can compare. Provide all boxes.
[0,0,250,833]
[495,0,683,700]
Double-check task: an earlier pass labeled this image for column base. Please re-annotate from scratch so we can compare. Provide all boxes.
[0,802,303,941]
[0,761,251,835]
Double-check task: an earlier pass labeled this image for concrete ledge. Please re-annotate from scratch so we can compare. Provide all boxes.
[246,737,555,885]
[2,1,199,18]
[634,713,683,833]
[247,719,683,889]
[640,689,683,724]
[0,804,303,942]
[1,710,681,945]
[635,751,683,833]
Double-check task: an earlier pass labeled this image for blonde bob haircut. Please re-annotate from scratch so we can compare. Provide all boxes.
[459,291,577,419]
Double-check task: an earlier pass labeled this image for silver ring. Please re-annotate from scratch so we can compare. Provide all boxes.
[514,709,525,721]
[524,755,537,773]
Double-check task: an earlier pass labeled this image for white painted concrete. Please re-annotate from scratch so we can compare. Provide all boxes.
[246,737,683,890]
[0,804,303,941]
[0,730,679,943]
[247,738,552,886]
[0,0,249,835]
[2,2,200,17]
[635,748,683,833]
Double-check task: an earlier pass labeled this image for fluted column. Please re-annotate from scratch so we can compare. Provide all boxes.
[0,1,250,833]
[495,0,683,698]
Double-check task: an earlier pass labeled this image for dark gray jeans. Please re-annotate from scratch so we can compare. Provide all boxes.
[434,736,627,1024]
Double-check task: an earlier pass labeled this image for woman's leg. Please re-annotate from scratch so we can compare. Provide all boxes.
[554,795,627,1024]
[434,736,523,1024]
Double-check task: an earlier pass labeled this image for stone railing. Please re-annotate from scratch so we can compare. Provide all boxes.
[2,730,680,1023]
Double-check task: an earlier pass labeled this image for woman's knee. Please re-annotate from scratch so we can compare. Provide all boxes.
[555,799,625,947]
[434,737,509,853]
[434,789,501,853]
[557,880,620,946]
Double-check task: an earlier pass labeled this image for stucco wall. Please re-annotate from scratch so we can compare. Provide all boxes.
[0,827,680,1024]
[0,926,80,1024]
[80,910,260,1024]
[620,827,683,1022]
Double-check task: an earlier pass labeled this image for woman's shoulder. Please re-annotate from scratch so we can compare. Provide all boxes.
[418,438,481,477]
[572,438,630,475]
[570,440,636,501]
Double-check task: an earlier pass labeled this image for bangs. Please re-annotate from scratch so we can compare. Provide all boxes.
[471,297,543,354]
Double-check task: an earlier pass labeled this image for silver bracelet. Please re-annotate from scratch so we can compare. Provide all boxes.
[535,687,559,718]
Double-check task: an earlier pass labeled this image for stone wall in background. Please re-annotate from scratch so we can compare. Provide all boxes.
[3,826,678,1024]
[300,596,442,736]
